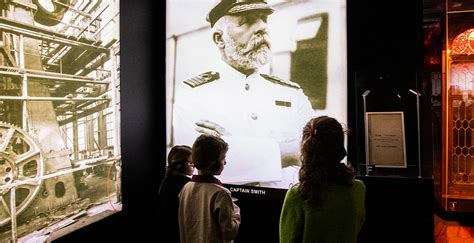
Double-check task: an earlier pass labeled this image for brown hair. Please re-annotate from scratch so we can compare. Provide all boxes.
[298,116,354,208]
[192,134,228,171]
[166,145,192,176]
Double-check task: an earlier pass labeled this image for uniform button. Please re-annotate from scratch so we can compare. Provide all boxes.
[251,113,258,120]
[245,83,250,91]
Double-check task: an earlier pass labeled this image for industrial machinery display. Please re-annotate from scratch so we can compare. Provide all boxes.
[0,0,120,241]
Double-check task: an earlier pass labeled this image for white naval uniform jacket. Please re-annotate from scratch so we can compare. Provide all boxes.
[173,63,314,187]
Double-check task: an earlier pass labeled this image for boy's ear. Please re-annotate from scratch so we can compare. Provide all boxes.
[209,161,220,173]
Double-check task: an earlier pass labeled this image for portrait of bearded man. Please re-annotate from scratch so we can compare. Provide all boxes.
[172,0,315,188]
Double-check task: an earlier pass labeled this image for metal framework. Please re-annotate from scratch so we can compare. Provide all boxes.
[0,0,121,240]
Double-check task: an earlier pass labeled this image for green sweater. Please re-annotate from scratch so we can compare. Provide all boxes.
[280,179,366,243]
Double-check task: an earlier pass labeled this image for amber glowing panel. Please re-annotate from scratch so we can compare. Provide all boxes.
[449,63,474,186]
[451,28,474,55]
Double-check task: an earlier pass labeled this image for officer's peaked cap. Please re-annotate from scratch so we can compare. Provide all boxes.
[207,0,274,27]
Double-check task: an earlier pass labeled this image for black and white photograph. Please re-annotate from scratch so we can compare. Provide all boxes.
[166,0,347,188]
[0,0,121,241]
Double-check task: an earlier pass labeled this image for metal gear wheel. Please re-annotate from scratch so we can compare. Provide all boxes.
[0,122,44,226]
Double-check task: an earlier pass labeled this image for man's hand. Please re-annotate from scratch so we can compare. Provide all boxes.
[279,142,301,167]
[281,153,300,167]
[195,120,231,137]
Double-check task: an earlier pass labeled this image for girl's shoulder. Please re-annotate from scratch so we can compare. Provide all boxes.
[353,179,365,185]
[286,185,301,197]
[352,179,366,192]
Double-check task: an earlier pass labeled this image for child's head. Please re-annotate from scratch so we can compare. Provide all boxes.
[192,134,229,175]
[301,116,346,167]
[298,116,354,207]
[167,145,194,176]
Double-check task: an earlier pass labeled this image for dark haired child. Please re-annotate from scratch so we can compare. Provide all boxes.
[280,116,366,243]
[178,135,241,243]
[158,145,194,243]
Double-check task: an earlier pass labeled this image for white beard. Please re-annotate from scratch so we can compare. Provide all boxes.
[223,33,271,71]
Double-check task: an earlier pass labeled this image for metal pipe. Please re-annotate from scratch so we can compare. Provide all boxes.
[0,20,108,52]
[409,89,422,178]
[10,187,17,242]
[18,35,24,68]
[78,4,109,37]
[0,156,114,191]
[19,34,28,130]
[91,12,119,39]
[0,66,109,84]
[110,43,120,156]
[444,0,450,208]
[0,71,107,84]
[0,96,109,101]
[447,9,474,14]
[22,74,28,129]
[53,0,92,18]
[362,90,371,176]
[23,72,101,83]
[73,115,79,160]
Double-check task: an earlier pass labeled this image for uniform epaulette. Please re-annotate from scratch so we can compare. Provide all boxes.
[184,71,220,88]
[260,73,301,89]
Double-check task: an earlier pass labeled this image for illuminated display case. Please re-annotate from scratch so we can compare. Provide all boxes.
[0,0,121,241]
[439,0,474,212]
[348,0,430,179]
[166,0,348,189]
